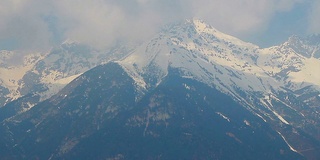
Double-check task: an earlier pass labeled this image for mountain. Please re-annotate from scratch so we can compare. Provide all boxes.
[0,63,304,160]
[0,19,319,159]
[0,42,131,119]
[0,50,44,105]
[119,19,320,158]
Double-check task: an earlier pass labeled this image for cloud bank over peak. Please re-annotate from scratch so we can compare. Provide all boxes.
[0,0,317,52]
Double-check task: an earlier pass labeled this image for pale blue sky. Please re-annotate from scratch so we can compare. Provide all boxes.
[0,0,318,51]
[245,1,310,47]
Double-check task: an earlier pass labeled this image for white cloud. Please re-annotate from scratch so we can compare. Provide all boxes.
[188,0,304,37]
[0,0,310,51]
[54,1,127,49]
[0,0,54,51]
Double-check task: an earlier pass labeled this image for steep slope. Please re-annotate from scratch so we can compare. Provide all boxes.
[120,19,269,93]
[119,19,320,159]
[0,63,304,160]
[0,42,131,119]
[18,42,104,102]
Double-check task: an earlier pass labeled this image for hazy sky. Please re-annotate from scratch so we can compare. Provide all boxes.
[0,0,318,51]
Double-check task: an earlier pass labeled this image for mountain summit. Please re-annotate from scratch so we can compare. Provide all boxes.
[0,19,319,159]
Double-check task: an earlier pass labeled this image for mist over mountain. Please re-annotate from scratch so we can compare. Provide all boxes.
[0,19,319,159]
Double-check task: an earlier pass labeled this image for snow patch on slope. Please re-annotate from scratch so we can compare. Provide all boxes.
[288,57,320,88]
[0,52,45,100]
[39,74,82,101]
[216,112,231,122]
[277,131,300,153]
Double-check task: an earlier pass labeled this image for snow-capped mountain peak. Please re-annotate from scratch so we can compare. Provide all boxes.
[119,19,275,98]
[117,19,320,133]
[115,20,320,158]
[191,19,258,48]
[281,34,320,59]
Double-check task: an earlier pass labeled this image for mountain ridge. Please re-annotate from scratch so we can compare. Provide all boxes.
[0,62,306,159]
[115,19,320,159]
[0,42,132,107]
[1,19,319,109]
[0,19,319,159]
